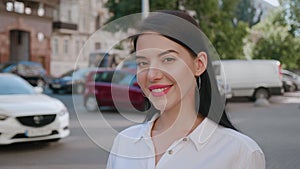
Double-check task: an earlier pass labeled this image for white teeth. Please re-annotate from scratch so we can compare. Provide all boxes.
[152,87,168,93]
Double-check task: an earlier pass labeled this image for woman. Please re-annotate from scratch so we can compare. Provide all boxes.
[107,10,265,169]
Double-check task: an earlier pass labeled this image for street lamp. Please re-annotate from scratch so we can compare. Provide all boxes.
[142,0,149,18]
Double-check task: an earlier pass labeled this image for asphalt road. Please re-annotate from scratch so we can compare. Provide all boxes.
[0,92,299,169]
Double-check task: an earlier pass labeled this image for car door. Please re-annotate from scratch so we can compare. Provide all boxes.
[94,71,114,106]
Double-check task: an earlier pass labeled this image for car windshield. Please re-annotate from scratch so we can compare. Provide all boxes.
[60,68,94,79]
[94,71,136,86]
[60,69,75,77]
[0,63,16,72]
[0,75,35,95]
[73,68,93,79]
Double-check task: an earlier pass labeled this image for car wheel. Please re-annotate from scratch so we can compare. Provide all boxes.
[75,84,84,94]
[85,96,98,112]
[290,84,297,92]
[254,88,269,100]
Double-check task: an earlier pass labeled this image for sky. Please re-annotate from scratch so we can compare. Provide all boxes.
[263,0,280,7]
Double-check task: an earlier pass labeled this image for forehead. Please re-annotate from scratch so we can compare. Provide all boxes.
[136,33,183,53]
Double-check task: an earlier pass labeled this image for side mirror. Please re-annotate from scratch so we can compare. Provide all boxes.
[34,86,43,94]
[132,81,140,88]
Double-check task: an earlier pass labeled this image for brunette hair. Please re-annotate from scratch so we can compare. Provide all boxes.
[133,10,236,130]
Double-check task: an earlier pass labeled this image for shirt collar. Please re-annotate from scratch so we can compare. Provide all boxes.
[134,114,219,151]
[188,117,219,151]
[134,113,160,143]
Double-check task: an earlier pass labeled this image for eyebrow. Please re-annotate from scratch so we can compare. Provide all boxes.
[135,49,179,59]
[158,49,179,57]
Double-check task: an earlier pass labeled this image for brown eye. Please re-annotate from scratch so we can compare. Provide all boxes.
[162,57,176,63]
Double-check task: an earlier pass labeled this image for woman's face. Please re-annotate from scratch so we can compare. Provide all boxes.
[135,33,206,111]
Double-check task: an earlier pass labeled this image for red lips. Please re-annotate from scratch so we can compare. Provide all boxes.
[148,84,173,97]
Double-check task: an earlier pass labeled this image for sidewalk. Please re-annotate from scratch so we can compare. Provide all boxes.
[270,91,300,104]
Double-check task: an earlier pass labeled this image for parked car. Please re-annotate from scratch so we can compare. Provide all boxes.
[0,73,70,145]
[117,60,137,69]
[84,68,148,112]
[213,60,283,100]
[282,69,300,91]
[212,62,233,100]
[282,76,296,92]
[0,61,48,87]
[49,67,97,94]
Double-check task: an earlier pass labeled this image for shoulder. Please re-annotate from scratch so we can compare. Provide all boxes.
[109,123,152,159]
[112,123,147,144]
[219,127,266,168]
[118,123,147,138]
[218,127,262,152]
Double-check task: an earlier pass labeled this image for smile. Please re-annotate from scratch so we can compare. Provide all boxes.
[148,85,172,97]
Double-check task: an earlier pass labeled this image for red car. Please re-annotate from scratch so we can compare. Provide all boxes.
[84,68,148,112]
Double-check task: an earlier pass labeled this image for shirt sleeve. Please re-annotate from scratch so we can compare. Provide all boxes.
[106,152,114,169]
[106,134,120,169]
[242,149,266,169]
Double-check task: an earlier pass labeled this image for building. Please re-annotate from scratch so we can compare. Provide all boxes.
[0,0,59,74]
[50,0,110,77]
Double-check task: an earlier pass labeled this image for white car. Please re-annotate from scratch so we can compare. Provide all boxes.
[0,73,70,145]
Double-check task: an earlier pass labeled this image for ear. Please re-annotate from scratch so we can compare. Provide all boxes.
[194,52,207,76]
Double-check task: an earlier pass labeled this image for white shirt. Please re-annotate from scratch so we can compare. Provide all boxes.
[106,116,265,169]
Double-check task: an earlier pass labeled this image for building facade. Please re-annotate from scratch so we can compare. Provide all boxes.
[50,0,110,76]
[0,0,59,74]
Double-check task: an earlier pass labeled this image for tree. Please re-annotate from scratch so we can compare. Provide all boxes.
[235,0,263,27]
[184,0,248,59]
[105,0,249,59]
[279,0,300,37]
[245,10,300,69]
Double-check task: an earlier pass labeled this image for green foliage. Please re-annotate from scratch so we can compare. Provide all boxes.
[279,0,300,36]
[185,0,248,59]
[150,0,178,10]
[235,0,262,27]
[104,0,250,59]
[246,10,300,69]
[105,0,142,23]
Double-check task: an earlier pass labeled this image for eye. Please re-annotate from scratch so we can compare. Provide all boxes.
[162,57,176,63]
[136,60,149,68]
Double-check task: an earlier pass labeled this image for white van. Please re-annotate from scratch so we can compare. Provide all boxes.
[212,59,283,100]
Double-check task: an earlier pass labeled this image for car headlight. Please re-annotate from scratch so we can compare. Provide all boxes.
[0,114,8,120]
[58,109,68,116]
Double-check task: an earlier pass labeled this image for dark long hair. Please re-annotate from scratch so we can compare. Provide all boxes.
[133,10,236,130]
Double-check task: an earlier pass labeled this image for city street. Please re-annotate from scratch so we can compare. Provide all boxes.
[0,92,300,169]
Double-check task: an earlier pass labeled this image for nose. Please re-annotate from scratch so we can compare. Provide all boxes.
[147,67,163,82]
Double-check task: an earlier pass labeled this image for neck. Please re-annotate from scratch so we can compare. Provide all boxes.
[154,97,203,135]
[152,85,204,135]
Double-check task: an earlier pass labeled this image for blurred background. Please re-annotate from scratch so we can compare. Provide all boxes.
[0,0,299,169]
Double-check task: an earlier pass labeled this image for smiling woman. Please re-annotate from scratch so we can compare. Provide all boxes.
[106,11,265,169]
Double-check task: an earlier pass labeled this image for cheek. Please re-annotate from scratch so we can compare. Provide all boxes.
[136,71,147,88]
[168,64,196,93]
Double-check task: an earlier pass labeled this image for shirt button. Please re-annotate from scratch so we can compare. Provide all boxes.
[183,138,188,142]
[168,149,173,155]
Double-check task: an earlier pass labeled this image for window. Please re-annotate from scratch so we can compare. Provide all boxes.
[68,10,72,22]
[37,3,45,16]
[95,72,114,83]
[52,38,59,55]
[6,2,13,11]
[64,39,69,54]
[76,40,80,55]
[14,1,24,13]
[25,7,32,14]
